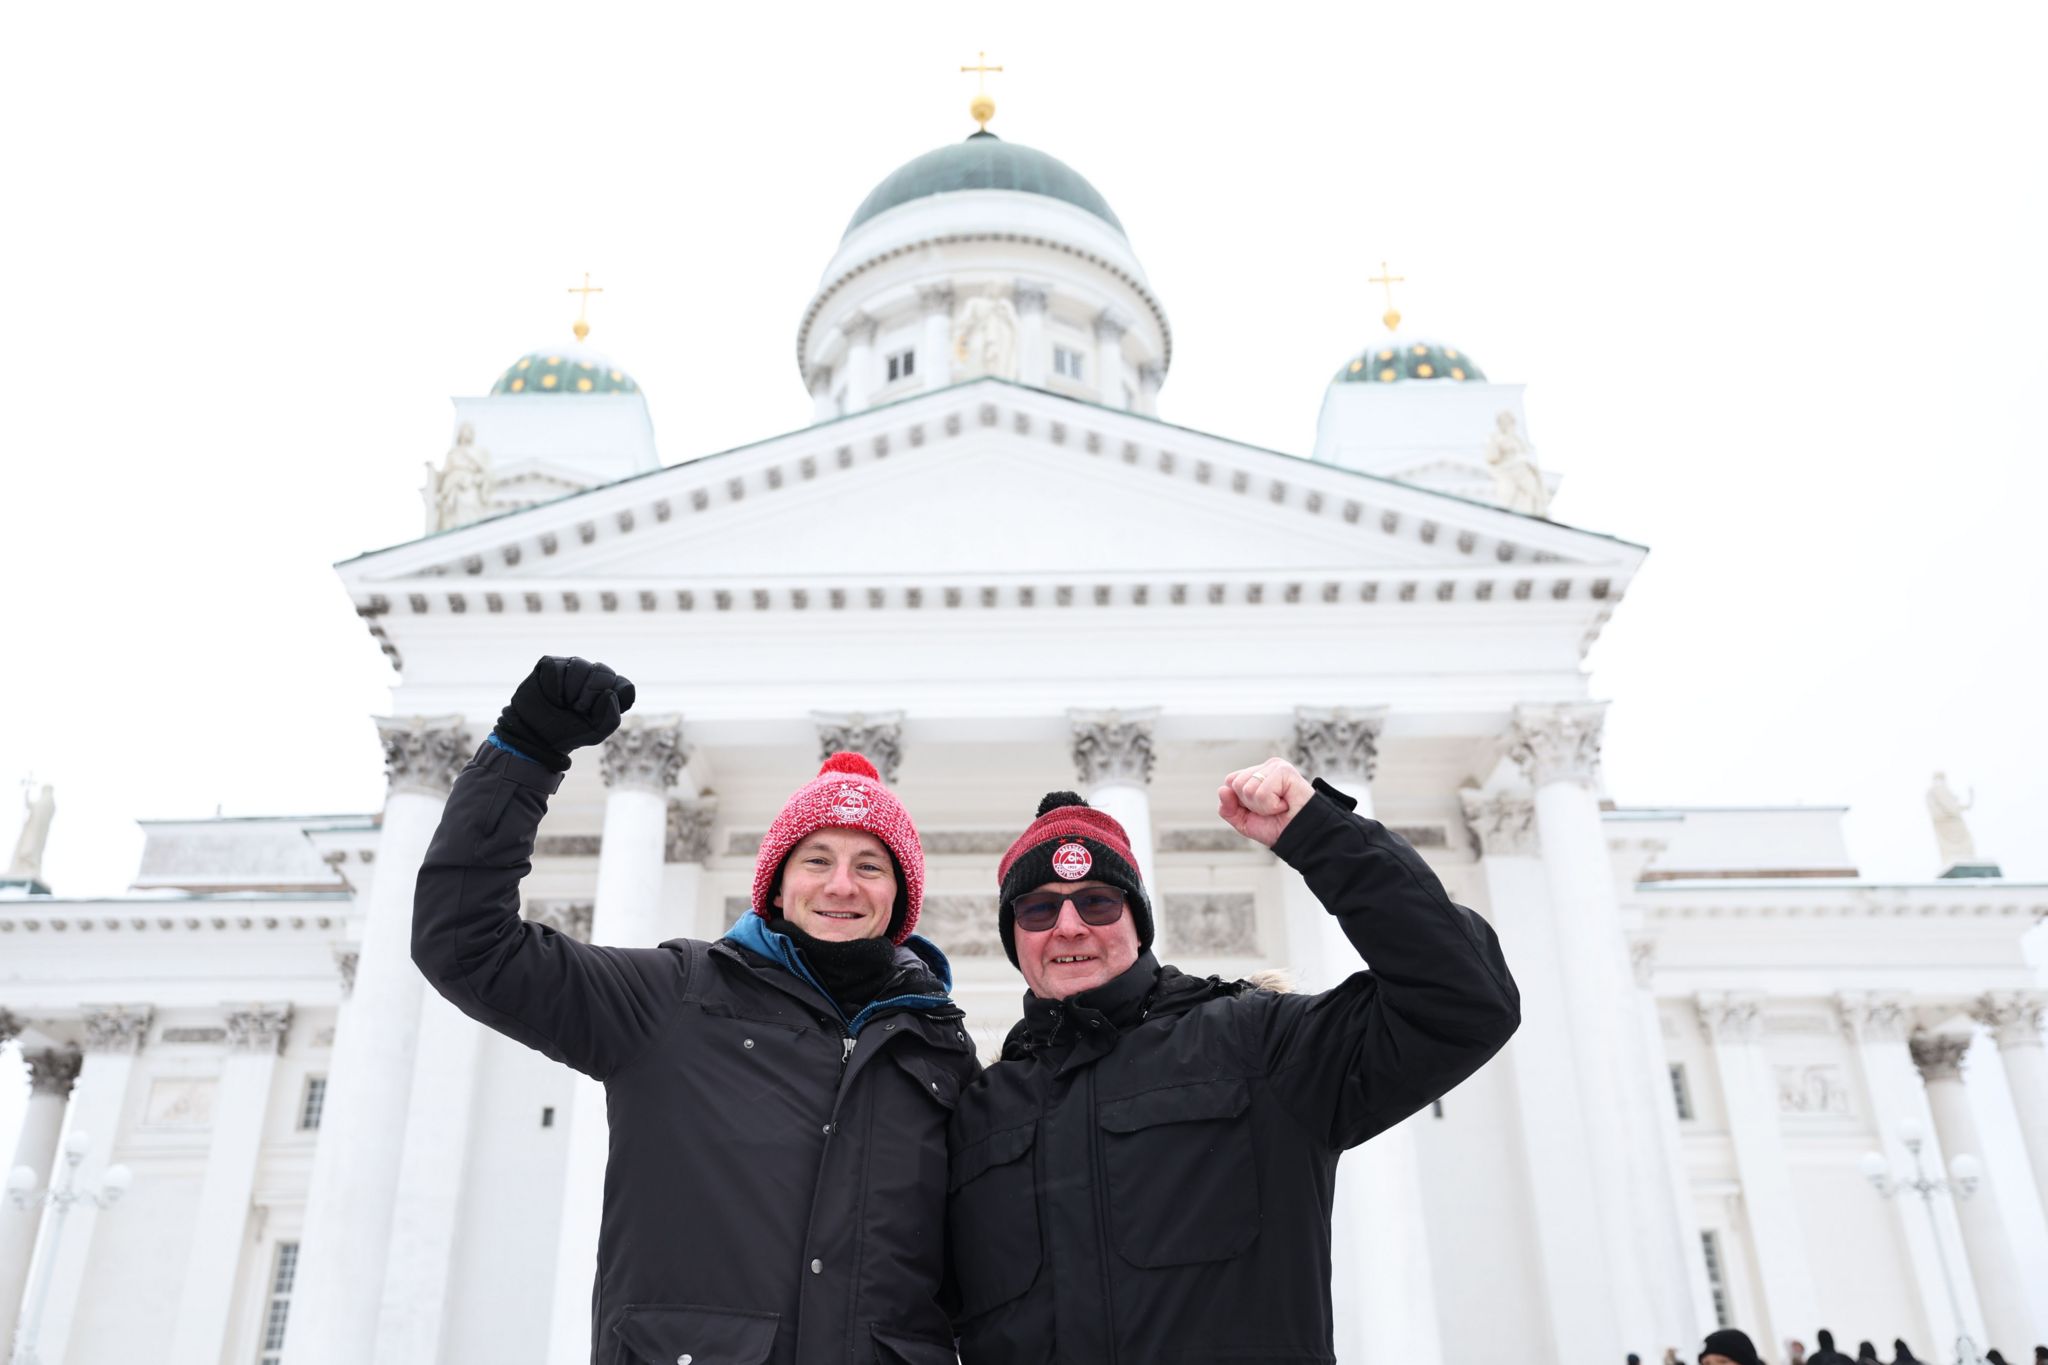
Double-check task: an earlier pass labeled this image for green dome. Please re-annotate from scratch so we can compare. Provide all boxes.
[490,346,641,396]
[1334,338,1484,385]
[844,131,1125,238]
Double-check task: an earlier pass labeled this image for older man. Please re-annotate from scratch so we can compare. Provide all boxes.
[411,656,977,1364]
[946,757,1520,1364]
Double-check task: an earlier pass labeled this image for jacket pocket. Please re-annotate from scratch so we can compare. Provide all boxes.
[1098,1076,1259,1268]
[611,1304,779,1364]
[946,1120,1040,1316]
[893,1049,963,1111]
[871,1323,960,1364]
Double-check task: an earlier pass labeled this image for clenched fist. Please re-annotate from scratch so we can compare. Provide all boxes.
[1216,758,1315,849]
[493,656,636,772]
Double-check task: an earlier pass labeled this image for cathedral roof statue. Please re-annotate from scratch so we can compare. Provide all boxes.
[844,131,1125,238]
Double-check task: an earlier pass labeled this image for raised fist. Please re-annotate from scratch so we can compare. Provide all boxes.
[493,656,636,772]
[1215,757,1315,849]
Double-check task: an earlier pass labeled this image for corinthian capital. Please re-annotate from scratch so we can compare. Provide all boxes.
[524,900,594,943]
[25,1047,82,1096]
[665,798,718,864]
[918,284,955,316]
[1069,708,1157,789]
[1909,1030,1971,1083]
[226,1004,292,1054]
[1290,706,1385,784]
[82,1005,154,1054]
[845,311,879,345]
[376,715,473,798]
[1093,310,1129,341]
[1697,992,1765,1044]
[1460,789,1538,857]
[1837,991,1912,1044]
[1012,280,1050,315]
[1970,991,2047,1049]
[0,1007,20,1045]
[812,711,904,785]
[1508,703,1607,790]
[600,715,688,794]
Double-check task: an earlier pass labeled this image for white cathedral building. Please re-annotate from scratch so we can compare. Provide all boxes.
[3,104,2047,1365]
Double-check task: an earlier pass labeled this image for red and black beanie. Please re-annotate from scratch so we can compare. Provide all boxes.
[752,752,925,944]
[995,791,1152,967]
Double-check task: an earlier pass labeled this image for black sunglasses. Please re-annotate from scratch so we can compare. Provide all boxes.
[1011,886,1129,933]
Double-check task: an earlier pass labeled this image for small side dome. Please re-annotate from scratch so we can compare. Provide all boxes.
[1334,339,1484,385]
[491,344,641,396]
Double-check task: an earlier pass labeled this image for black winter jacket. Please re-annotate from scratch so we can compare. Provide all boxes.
[412,742,981,1365]
[946,781,1520,1364]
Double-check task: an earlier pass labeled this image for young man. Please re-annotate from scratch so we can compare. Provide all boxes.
[947,756,1520,1363]
[411,656,978,1365]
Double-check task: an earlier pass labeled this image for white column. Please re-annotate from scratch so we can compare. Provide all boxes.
[1289,709,1442,1364]
[1696,994,1820,1353]
[30,1006,150,1365]
[1014,281,1049,387]
[286,715,470,1365]
[544,717,690,1365]
[917,286,954,392]
[1093,310,1128,406]
[167,1006,290,1365]
[0,1047,80,1340]
[1971,992,2048,1225]
[842,313,877,413]
[1839,993,1985,1351]
[1509,703,1693,1349]
[1462,789,1620,1365]
[807,365,835,424]
[1067,709,1156,940]
[1631,943,1719,1335]
[1911,1030,2032,1354]
[1136,362,1165,416]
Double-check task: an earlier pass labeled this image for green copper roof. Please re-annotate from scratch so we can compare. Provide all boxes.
[491,350,640,396]
[1334,339,1484,385]
[844,132,1125,238]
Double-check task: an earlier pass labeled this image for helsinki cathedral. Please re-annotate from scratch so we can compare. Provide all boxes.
[3,75,2046,1365]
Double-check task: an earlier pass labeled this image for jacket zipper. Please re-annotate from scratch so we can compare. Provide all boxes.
[842,1033,856,1064]
[1086,1065,1120,1364]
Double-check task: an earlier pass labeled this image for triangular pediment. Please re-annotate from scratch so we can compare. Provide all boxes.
[342,381,1639,592]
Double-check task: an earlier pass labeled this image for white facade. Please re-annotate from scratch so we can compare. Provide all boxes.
[4,125,2047,1365]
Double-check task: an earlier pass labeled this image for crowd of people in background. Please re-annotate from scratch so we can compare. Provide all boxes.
[1631,1331,2048,1365]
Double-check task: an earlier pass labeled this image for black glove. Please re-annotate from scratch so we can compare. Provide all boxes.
[492,656,636,772]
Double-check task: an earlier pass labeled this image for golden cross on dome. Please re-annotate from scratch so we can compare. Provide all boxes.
[960,50,1004,130]
[566,272,604,342]
[1369,261,1406,332]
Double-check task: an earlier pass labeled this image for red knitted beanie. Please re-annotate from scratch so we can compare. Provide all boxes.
[995,791,1152,966]
[752,752,924,943]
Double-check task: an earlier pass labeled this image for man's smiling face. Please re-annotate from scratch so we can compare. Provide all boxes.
[1013,880,1140,1000]
[774,829,897,941]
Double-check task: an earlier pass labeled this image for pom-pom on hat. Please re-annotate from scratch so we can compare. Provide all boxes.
[752,752,925,944]
[995,791,1152,967]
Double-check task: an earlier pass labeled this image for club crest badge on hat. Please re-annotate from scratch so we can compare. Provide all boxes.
[1051,841,1093,880]
[830,783,874,823]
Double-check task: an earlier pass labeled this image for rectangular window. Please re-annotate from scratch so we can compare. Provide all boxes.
[1669,1063,1694,1121]
[1700,1230,1731,1329]
[1053,346,1085,380]
[258,1240,299,1364]
[885,349,916,383]
[298,1076,326,1131]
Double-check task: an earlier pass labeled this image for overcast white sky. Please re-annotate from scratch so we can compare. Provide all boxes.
[1,2,2044,1133]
